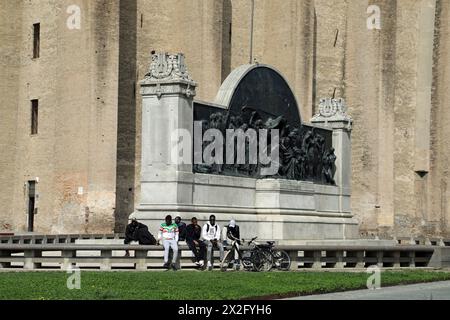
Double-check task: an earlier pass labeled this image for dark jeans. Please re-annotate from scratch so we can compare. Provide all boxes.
[187,240,206,262]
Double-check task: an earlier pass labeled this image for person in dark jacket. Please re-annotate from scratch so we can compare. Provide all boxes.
[185,217,206,267]
[175,216,187,242]
[135,224,157,245]
[124,218,156,256]
[125,218,139,244]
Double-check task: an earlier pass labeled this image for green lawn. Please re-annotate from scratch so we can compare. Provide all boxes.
[0,270,449,300]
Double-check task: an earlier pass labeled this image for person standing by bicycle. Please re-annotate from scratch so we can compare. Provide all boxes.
[202,215,224,271]
[223,220,241,270]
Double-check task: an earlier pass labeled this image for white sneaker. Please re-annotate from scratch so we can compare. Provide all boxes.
[199,260,204,267]
[207,261,212,271]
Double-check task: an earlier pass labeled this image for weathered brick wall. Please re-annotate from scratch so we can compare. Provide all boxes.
[0,0,119,233]
[429,0,450,238]
[0,0,22,231]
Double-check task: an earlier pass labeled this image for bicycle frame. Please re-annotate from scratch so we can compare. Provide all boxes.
[223,237,260,270]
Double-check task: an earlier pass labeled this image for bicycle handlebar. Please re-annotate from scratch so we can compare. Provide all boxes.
[241,237,258,245]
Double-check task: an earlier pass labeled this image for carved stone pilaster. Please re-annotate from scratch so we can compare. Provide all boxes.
[136,52,196,219]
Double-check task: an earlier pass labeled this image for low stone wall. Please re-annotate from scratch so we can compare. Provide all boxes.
[0,241,445,271]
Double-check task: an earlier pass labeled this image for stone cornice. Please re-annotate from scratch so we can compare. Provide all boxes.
[140,81,196,98]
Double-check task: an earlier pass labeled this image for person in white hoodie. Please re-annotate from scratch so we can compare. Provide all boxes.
[202,215,224,271]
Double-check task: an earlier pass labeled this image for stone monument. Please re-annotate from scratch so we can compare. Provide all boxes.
[132,52,359,242]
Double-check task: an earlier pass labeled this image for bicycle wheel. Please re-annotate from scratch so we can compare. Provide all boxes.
[273,250,291,271]
[259,249,274,272]
[220,250,234,272]
[252,250,272,272]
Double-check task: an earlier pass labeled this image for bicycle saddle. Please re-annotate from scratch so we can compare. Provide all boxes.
[257,242,273,248]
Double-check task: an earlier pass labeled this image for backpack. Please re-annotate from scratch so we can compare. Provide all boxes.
[206,223,218,235]
[136,225,157,245]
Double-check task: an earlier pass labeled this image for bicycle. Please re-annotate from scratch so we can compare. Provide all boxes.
[256,241,291,271]
[220,237,268,272]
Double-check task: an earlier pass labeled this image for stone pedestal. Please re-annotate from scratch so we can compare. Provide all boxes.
[134,172,359,241]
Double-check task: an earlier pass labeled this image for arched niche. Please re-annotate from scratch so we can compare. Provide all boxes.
[213,64,302,127]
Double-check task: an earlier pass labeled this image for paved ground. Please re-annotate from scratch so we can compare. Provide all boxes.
[286,281,450,300]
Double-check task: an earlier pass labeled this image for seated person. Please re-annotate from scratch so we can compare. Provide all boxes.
[124,218,156,257]
[186,217,206,267]
[158,215,179,270]
[167,216,187,265]
[202,215,224,271]
[223,219,241,269]
[175,216,187,242]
